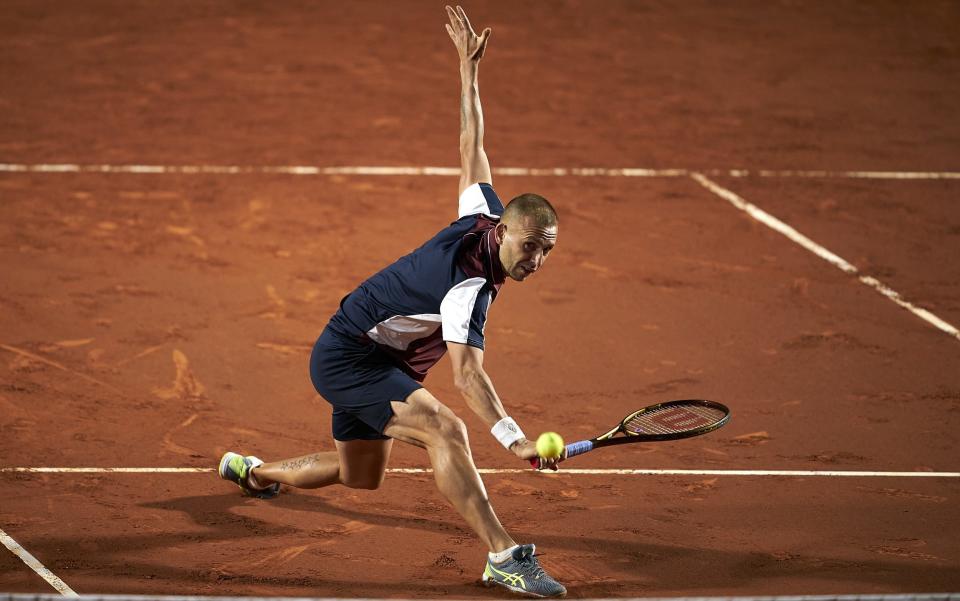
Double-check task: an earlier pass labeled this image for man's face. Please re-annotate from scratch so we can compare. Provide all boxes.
[496,216,558,282]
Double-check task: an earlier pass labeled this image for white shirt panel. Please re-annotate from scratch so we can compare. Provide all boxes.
[440,277,487,343]
[457,183,499,219]
[366,314,442,350]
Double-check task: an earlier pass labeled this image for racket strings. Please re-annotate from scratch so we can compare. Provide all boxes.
[624,403,726,435]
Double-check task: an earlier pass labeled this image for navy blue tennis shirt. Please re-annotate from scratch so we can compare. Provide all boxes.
[326,183,507,382]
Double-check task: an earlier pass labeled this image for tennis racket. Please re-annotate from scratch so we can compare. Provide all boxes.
[531,399,730,469]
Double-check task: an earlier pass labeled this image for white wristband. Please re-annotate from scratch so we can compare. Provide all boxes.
[491,417,525,450]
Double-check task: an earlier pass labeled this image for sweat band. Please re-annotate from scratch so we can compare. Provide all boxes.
[491,416,525,449]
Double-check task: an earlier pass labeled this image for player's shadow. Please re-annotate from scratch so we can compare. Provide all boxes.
[140,491,960,593]
[22,491,520,596]
[141,488,472,538]
[18,489,958,595]
[73,558,492,596]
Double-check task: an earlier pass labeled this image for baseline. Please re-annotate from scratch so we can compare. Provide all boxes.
[1,467,958,478]
[0,594,957,601]
[1,163,959,179]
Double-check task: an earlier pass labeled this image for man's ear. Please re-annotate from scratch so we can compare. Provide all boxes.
[495,221,507,244]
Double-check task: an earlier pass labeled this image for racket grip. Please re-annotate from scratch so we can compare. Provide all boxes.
[565,440,594,458]
[528,440,595,469]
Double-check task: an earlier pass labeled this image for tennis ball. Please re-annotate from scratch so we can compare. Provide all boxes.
[535,432,564,459]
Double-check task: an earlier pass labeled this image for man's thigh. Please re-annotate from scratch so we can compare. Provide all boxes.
[385,388,462,448]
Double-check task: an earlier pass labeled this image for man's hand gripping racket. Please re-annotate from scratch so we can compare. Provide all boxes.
[531,399,731,470]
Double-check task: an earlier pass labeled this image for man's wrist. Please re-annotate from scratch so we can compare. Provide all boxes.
[508,437,528,451]
[491,416,525,450]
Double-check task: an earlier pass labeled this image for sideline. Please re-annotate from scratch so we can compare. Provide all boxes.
[691,173,960,343]
[0,526,78,597]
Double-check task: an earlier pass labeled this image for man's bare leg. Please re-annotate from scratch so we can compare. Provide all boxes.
[244,388,513,552]
[385,388,515,553]
[250,438,392,490]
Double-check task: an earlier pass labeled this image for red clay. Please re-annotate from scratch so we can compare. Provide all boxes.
[1,1,959,597]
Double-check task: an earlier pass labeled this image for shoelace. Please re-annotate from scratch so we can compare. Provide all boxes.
[517,552,547,580]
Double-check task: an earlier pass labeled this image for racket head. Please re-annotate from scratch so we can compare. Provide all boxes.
[618,399,729,442]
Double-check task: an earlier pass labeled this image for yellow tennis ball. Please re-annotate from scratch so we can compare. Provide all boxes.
[535,432,564,459]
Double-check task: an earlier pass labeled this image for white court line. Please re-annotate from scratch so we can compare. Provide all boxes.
[0,526,78,597]
[1,467,958,477]
[731,169,960,180]
[691,173,960,342]
[2,467,214,473]
[1,163,960,179]
[413,468,960,477]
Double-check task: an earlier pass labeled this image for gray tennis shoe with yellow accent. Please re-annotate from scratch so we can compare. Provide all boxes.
[482,544,566,598]
[218,452,279,499]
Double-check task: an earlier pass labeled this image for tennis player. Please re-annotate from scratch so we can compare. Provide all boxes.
[219,6,565,597]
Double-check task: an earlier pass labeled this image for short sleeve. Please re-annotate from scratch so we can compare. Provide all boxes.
[457,183,504,219]
[440,277,490,349]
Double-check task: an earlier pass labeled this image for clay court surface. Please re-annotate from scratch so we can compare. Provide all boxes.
[1,1,959,597]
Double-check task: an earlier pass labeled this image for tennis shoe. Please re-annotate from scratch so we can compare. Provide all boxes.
[218,452,279,499]
[482,544,566,598]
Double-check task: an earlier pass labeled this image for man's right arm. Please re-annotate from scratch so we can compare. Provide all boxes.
[445,5,493,196]
[447,342,563,470]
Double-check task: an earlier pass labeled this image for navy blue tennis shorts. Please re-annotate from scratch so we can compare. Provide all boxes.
[309,326,422,441]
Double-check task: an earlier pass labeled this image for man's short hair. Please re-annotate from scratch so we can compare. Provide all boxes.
[502,193,558,226]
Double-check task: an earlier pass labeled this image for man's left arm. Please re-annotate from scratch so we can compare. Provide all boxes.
[448,342,562,469]
[446,5,493,196]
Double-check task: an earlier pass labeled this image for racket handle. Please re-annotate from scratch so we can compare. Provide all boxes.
[528,440,595,469]
[565,440,594,458]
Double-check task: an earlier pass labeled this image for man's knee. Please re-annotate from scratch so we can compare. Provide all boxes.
[389,389,470,449]
[432,406,469,447]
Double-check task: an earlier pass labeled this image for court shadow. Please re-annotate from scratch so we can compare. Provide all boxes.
[144,493,956,597]
[23,490,959,594]
[261,492,960,593]
[86,558,497,597]
[138,488,472,536]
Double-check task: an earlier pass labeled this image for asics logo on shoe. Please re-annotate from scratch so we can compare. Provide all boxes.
[488,563,526,589]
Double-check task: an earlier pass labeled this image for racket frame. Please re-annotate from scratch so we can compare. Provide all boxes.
[591,399,730,446]
[531,399,731,468]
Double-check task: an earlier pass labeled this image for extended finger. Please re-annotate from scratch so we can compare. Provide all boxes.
[445,5,463,31]
[457,6,476,35]
[445,23,456,41]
